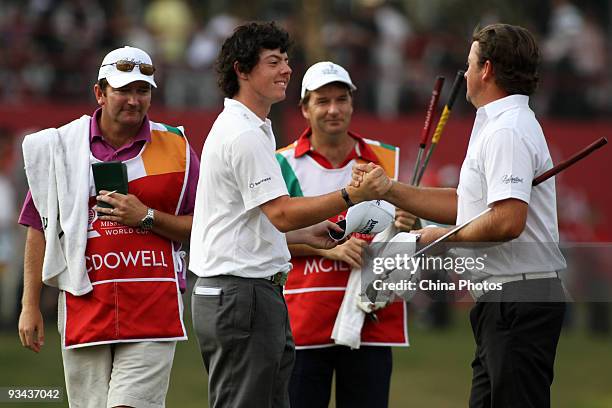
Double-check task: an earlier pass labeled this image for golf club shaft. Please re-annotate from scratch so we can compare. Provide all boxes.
[533,137,608,185]
[411,76,445,185]
[415,70,464,186]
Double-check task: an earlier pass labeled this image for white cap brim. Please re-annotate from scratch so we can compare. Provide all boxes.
[105,72,157,88]
[302,75,357,98]
[301,61,357,98]
[330,200,395,240]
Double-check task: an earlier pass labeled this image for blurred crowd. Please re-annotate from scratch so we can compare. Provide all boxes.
[0,0,610,117]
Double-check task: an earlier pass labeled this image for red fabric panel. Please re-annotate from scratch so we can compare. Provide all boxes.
[286,291,344,346]
[129,172,185,214]
[117,281,183,340]
[286,258,351,289]
[361,301,407,344]
[64,284,117,347]
[64,281,183,347]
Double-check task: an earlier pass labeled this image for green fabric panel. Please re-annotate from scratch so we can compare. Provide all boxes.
[160,124,184,137]
[378,141,397,151]
[275,153,304,197]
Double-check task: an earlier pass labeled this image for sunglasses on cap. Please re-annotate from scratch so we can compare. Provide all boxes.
[101,60,156,76]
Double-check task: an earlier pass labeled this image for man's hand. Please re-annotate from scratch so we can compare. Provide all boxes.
[288,220,343,249]
[95,190,148,227]
[321,237,367,269]
[395,209,417,232]
[18,307,44,353]
[348,163,393,202]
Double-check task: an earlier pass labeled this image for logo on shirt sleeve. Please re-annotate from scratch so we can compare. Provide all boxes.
[502,174,524,184]
[249,177,272,188]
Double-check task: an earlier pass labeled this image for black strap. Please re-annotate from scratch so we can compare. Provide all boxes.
[341,187,354,208]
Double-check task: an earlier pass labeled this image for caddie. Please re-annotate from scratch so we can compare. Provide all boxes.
[18,46,200,408]
[276,61,415,408]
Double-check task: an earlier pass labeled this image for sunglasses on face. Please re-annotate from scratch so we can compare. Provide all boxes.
[102,60,156,76]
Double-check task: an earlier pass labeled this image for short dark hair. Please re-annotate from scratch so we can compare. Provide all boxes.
[215,21,292,98]
[97,78,109,92]
[472,24,540,95]
[299,82,353,107]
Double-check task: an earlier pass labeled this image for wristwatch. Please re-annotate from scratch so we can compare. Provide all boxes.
[140,208,155,230]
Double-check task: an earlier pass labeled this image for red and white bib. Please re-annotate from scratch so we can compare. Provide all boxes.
[276,132,408,349]
[61,122,190,348]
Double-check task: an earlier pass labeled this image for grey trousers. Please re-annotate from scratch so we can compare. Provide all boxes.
[192,275,295,408]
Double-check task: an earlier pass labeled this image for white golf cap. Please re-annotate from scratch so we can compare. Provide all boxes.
[330,200,395,241]
[98,46,157,88]
[301,61,357,98]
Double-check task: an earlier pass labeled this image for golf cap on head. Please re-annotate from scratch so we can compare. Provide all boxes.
[98,46,157,89]
[301,61,357,98]
[329,200,395,241]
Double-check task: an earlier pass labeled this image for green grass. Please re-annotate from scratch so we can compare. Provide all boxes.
[1,307,611,407]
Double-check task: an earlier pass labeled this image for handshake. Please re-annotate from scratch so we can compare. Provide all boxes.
[347,163,394,203]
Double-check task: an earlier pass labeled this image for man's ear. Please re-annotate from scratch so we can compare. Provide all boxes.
[234,61,248,80]
[482,60,494,82]
[300,103,309,120]
[93,84,105,105]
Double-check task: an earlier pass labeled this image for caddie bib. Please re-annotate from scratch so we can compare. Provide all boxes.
[276,130,408,348]
[61,122,190,348]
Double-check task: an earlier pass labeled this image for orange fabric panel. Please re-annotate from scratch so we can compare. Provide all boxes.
[368,144,397,178]
[141,130,187,176]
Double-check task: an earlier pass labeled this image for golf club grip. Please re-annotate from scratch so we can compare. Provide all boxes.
[532,137,608,186]
[418,76,445,145]
[430,71,464,145]
[446,70,465,111]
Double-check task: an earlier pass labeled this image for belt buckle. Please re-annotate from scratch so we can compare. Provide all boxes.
[273,272,288,286]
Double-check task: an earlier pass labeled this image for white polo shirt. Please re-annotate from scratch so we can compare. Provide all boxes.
[189,99,291,278]
[456,94,566,279]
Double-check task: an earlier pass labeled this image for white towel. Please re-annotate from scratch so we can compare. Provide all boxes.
[22,115,93,295]
[331,228,419,349]
[331,260,366,349]
[331,228,391,349]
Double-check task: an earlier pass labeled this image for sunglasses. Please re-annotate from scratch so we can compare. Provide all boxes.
[102,60,155,76]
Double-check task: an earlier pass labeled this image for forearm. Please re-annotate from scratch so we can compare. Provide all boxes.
[287,243,327,257]
[151,213,193,243]
[273,192,348,232]
[384,182,458,224]
[22,227,45,310]
[452,201,526,242]
[452,215,506,242]
[279,181,394,232]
